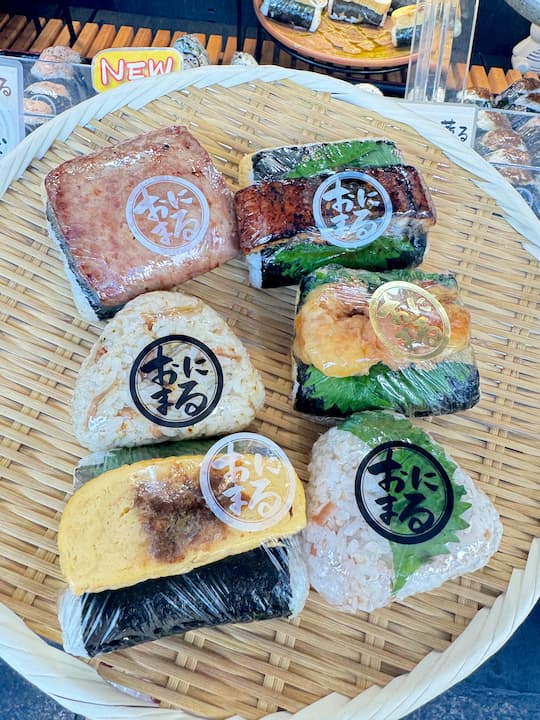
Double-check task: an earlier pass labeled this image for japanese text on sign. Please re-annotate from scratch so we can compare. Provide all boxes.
[200,433,297,532]
[126,175,210,255]
[312,171,392,249]
[0,58,25,156]
[129,335,223,428]
[403,101,477,147]
[355,441,454,545]
[369,281,451,361]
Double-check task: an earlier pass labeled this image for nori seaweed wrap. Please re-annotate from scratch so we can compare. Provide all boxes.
[260,0,326,32]
[391,4,423,48]
[60,537,308,657]
[292,265,480,418]
[328,0,391,27]
[241,138,404,185]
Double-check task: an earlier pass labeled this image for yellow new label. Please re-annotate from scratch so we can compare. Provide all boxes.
[91,47,183,93]
[369,281,451,361]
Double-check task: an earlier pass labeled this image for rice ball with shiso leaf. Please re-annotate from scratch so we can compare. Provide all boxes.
[303,412,502,613]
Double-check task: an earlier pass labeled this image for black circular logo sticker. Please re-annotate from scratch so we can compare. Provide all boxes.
[129,334,224,428]
[355,441,454,545]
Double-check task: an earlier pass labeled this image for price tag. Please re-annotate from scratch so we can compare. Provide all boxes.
[403,102,477,146]
[0,58,24,157]
[91,47,183,92]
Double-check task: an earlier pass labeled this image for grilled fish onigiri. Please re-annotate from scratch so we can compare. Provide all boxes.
[72,291,265,451]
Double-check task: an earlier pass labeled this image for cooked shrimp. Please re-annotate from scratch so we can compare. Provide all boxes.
[294,281,471,377]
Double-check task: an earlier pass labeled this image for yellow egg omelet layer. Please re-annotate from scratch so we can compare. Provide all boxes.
[58,454,306,595]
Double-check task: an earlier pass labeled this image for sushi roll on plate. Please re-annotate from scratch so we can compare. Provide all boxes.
[292,264,480,418]
[304,412,502,612]
[391,4,423,48]
[328,0,392,27]
[260,0,327,32]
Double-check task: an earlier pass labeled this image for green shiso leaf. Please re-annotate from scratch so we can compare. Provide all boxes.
[296,264,457,309]
[75,438,218,486]
[285,140,403,179]
[267,233,423,280]
[340,412,471,593]
[297,359,479,416]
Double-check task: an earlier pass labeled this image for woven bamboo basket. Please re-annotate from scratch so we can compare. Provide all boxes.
[0,66,538,720]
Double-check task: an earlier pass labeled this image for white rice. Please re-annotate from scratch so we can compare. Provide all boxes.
[303,426,503,613]
[245,250,263,289]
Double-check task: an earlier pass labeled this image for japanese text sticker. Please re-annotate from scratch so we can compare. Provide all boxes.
[0,58,24,156]
[200,433,298,532]
[355,440,454,544]
[129,334,223,427]
[126,175,210,255]
[312,171,392,249]
[369,280,451,361]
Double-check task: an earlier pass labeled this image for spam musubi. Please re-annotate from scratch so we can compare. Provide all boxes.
[292,265,480,418]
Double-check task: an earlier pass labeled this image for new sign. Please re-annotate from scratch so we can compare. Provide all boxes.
[91,47,183,93]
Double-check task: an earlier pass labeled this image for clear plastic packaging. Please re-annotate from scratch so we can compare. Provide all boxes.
[303,411,502,613]
[71,291,265,452]
[59,433,306,595]
[260,0,327,32]
[235,139,435,288]
[493,76,540,113]
[406,0,478,104]
[0,48,95,135]
[292,265,480,418]
[59,536,309,657]
[59,432,308,657]
[45,125,239,321]
[474,107,540,217]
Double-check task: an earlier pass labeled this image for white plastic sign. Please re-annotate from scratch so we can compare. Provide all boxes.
[0,58,24,156]
[404,101,477,146]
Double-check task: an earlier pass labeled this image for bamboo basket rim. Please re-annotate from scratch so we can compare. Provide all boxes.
[0,65,538,720]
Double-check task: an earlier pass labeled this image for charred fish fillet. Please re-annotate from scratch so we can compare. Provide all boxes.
[236,165,436,252]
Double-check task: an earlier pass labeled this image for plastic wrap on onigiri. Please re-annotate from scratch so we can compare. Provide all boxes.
[292,265,480,418]
[60,537,309,657]
[72,290,265,451]
[303,412,502,613]
[236,138,434,288]
[60,432,308,657]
